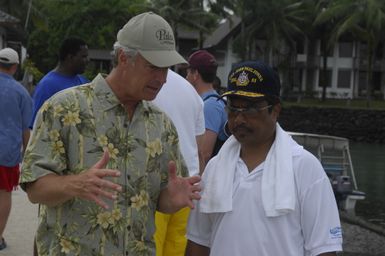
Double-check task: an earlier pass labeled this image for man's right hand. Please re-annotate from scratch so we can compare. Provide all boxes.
[69,150,122,209]
[25,150,122,209]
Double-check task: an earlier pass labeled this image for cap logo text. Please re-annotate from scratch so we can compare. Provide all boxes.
[156,29,174,45]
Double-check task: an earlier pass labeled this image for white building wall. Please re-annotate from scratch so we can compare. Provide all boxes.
[216,37,241,88]
[313,41,356,98]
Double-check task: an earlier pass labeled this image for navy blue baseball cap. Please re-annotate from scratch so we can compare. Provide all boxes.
[221,60,280,98]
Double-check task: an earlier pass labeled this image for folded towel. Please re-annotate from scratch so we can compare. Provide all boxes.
[261,124,299,216]
[200,135,240,213]
[200,123,302,217]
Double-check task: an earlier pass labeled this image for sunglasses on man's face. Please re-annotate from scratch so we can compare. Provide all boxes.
[225,104,272,116]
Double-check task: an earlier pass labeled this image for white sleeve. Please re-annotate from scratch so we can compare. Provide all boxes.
[195,98,205,136]
[187,200,212,247]
[299,158,343,256]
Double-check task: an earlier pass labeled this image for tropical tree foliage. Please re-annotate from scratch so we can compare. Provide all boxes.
[214,0,308,93]
[310,0,338,101]
[133,0,219,48]
[0,0,45,30]
[3,0,385,103]
[22,0,142,73]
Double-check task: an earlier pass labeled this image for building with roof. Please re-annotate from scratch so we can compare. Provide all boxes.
[0,9,24,50]
[0,9,26,81]
[202,15,385,100]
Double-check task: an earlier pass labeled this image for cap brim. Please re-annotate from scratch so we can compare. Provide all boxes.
[0,58,18,64]
[139,50,187,68]
[220,90,265,98]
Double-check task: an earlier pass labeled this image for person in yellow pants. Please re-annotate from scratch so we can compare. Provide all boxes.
[152,68,205,256]
[154,207,190,256]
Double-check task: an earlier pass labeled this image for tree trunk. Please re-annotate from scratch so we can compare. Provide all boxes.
[321,37,328,102]
[366,51,373,108]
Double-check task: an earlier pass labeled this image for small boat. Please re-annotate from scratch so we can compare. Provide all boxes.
[288,132,366,212]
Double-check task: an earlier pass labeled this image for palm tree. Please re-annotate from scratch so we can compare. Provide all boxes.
[316,0,385,106]
[227,0,307,95]
[311,0,338,101]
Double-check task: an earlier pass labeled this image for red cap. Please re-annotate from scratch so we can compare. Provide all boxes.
[188,50,217,74]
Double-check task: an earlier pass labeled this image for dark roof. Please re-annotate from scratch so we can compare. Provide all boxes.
[0,9,19,24]
[203,15,241,48]
[88,49,113,60]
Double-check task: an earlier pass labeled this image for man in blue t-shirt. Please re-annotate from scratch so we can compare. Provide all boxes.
[0,48,33,250]
[30,37,89,127]
[186,50,228,167]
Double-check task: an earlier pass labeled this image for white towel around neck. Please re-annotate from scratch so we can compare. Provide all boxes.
[200,123,302,217]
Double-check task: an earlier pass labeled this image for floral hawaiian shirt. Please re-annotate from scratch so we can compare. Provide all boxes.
[20,74,188,256]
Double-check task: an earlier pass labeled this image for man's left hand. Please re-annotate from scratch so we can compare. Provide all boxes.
[158,161,201,213]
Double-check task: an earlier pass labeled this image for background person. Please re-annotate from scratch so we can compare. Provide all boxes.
[152,69,205,256]
[30,37,89,127]
[0,47,33,250]
[186,50,228,166]
[185,60,342,256]
[20,12,200,255]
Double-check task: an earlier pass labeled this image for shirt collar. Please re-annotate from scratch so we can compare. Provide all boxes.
[92,73,152,114]
[201,89,218,100]
[0,71,14,80]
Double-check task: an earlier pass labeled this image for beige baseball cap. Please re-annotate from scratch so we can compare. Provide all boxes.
[117,12,187,68]
[0,48,19,64]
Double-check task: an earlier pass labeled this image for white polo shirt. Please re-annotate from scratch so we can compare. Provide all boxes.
[187,149,343,256]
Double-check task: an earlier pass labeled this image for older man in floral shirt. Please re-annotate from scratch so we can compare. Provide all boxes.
[20,12,200,256]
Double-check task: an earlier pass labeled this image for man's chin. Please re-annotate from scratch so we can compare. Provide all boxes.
[233,133,247,142]
[145,93,158,101]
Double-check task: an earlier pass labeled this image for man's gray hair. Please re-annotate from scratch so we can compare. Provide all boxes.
[112,42,138,66]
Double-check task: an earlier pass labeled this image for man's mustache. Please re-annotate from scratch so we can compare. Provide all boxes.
[232,124,253,133]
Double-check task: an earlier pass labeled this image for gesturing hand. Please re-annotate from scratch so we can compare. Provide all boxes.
[158,161,201,213]
[71,150,122,209]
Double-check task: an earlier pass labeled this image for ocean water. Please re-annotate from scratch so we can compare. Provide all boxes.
[350,142,385,228]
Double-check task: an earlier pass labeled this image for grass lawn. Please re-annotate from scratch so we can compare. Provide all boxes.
[283,98,385,110]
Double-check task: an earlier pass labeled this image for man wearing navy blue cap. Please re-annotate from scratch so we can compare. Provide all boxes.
[186,60,342,256]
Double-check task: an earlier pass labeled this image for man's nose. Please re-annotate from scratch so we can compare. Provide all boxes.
[155,68,168,84]
[233,111,246,123]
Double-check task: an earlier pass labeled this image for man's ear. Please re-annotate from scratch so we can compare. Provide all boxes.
[10,64,18,75]
[190,69,201,83]
[117,49,126,64]
[118,49,134,67]
[272,103,281,120]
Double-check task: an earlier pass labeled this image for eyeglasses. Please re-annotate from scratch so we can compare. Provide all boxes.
[225,104,272,116]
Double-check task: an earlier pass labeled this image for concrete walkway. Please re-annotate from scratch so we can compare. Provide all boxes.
[0,188,38,256]
[1,188,385,256]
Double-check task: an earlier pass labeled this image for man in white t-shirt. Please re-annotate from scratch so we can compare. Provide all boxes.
[153,69,205,176]
[185,60,343,256]
[153,69,205,256]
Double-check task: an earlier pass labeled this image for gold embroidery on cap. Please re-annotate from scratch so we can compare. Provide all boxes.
[236,71,249,86]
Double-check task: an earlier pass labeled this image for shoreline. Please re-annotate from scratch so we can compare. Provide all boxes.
[340,211,385,255]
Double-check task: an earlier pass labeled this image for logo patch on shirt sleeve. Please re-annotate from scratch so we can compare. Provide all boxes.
[329,226,342,239]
